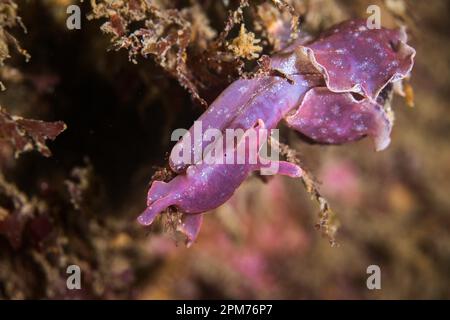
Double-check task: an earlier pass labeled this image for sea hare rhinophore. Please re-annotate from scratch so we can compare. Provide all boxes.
[138,19,416,246]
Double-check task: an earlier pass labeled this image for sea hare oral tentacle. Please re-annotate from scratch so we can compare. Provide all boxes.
[139,19,416,245]
[284,88,392,151]
[177,214,203,247]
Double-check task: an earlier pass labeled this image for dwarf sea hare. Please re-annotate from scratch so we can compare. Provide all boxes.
[138,19,416,246]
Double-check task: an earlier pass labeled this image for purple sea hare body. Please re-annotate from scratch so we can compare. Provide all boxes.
[285,87,393,150]
[139,120,302,244]
[138,19,416,245]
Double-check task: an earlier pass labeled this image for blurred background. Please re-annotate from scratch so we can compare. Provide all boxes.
[0,0,449,299]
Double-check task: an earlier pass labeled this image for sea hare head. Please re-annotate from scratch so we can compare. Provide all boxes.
[301,19,416,100]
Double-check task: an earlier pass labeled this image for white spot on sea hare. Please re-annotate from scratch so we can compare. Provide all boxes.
[238,86,248,94]
[331,104,341,115]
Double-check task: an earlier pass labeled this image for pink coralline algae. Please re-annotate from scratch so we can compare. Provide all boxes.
[138,19,416,245]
